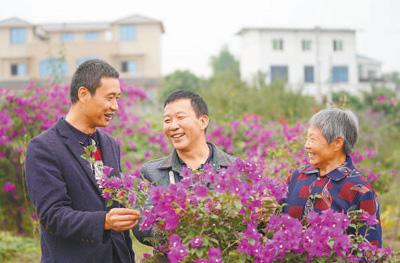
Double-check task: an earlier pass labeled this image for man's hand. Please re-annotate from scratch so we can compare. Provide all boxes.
[104,208,141,231]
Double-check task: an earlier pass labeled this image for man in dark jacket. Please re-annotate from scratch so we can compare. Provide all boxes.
[25,59,140,263]
[142,90,235,186]
[135,90,235,246]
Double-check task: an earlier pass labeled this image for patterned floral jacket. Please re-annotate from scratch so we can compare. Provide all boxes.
[282,155,382,247]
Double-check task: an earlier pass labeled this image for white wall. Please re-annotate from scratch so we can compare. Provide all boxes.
[357,56,382,80]
[239,28,359,97]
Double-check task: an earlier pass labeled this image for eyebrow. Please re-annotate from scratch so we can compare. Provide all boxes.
[105,92,121,96]
[164,111,187,117]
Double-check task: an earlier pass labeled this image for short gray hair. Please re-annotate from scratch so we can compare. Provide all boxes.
[309,108,359,155]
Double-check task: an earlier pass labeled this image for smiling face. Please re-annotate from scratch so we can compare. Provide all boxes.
[304,125,339,169]
[80,77,121,129]
[163,99,209,152]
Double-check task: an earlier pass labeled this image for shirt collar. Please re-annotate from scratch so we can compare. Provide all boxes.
[174,143,214,172]
[159,142,217,172]
[303,155,355,182]
[62,118,99,147]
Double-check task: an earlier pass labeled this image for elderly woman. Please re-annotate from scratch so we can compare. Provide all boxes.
[282,108,382,247]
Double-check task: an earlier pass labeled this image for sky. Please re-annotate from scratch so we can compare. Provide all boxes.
[1,0,400,76]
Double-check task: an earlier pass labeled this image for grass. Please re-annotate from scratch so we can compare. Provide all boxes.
[132,233,154,262]
[0,231,40,263]
[0,231,154,263]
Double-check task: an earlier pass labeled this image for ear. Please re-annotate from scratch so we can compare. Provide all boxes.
[199,115,209,131]
[333,137,345,152]
[77,86,91,103]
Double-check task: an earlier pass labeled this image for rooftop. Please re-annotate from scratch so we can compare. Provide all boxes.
[0,14,164,33]
[237,27,356,35]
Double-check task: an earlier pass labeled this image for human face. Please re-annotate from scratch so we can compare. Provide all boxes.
[81,77,121,129]
[163,99,209,152]
[304,125,338,169]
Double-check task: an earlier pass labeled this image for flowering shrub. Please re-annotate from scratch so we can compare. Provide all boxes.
[0,83,397,260]
[0,82,164,233]
[207,113,389,190]
[119,159,392,262]
[139,159,285,262]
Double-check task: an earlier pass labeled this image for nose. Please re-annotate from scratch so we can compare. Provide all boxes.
[304,138,311,150]
[110,99,119,112]
[169,118,179,130]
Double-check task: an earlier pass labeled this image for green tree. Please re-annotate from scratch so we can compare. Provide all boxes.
[331,91,364,110]
[383,71,400,87]
[159,70,204,101]
[210,47,240,80]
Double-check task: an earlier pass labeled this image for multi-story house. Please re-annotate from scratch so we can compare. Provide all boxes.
[237,27,381,97]
[0,14,164,89]
[357,54,382,82]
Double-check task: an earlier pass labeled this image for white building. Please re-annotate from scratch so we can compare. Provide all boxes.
[357,54,382,82]
[237,27,376,97]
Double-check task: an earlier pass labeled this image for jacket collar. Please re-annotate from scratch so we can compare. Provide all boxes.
[303,155,355,182]
[62,119,100,147]
[158,142,232,172]
[56,118,114,195]
[57,118,114,165]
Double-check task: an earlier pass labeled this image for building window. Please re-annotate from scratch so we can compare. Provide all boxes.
[121,61,137,75]
[333,39,343,52]
[61,32,74,42]
[270,65,288,82]
[10,28,27,44]
[10,63,27,76]
[304,66,314,83]
[120,25,137,41]
[272,39,284,50]
[302,40,312,51]
[332,66,348,83]
[39,58,68,77]
[85,32,98,41]
[367,70,377,80]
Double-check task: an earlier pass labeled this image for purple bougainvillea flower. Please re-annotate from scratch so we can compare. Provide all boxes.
[167,244,188,263]
[189,237,203,248]
[168,234,188,263]
[193,185,208,197]
[168,234,182,247]
[103,191,111,201]
[3,182,16,193]
[102,166,114,177]
[360,210,378,226]
[207,247,222,263]
[128,192,136,207]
